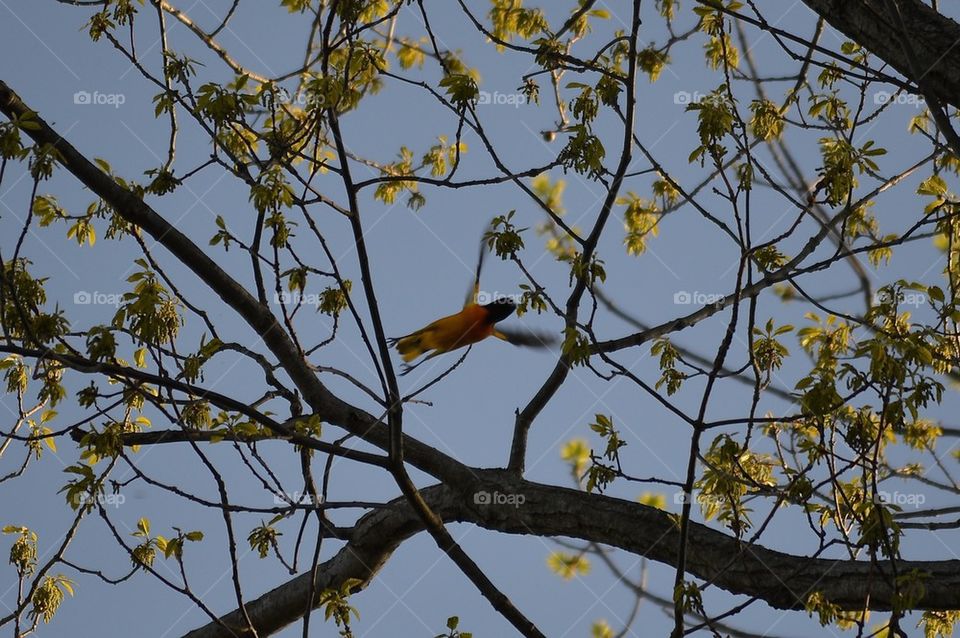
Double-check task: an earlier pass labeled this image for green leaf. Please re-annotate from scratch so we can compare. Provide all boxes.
[917,174,948,197]
[439,73,479,108]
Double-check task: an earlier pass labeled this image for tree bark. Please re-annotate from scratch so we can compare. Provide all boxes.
[801,0,960,109]
[184,474,960,637]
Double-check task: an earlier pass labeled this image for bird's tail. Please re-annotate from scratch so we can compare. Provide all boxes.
[388,333,426,362]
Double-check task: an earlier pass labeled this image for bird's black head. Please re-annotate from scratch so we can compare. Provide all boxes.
[482,297,516,324]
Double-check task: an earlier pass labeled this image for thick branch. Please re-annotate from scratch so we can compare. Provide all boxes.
[800,0,960,109]
[185,474,960,637]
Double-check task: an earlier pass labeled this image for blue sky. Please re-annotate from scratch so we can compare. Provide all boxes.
[1,1,959,636]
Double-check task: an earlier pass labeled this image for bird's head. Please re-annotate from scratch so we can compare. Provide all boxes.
[482,297,516,323]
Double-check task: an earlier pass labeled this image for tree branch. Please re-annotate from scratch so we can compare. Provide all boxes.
[184,475,960,637]
[0,78,471,485]
[800,0,960,111]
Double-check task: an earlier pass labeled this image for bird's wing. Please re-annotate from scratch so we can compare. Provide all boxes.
[463,240,486,308]
[493,327,557,349]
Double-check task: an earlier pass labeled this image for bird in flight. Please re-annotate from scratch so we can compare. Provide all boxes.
[389,243,555,376]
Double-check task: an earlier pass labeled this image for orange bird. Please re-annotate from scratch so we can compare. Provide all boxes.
[389,244,555,376]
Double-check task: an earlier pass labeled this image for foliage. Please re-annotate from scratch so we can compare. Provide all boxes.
[2,1,960,636]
